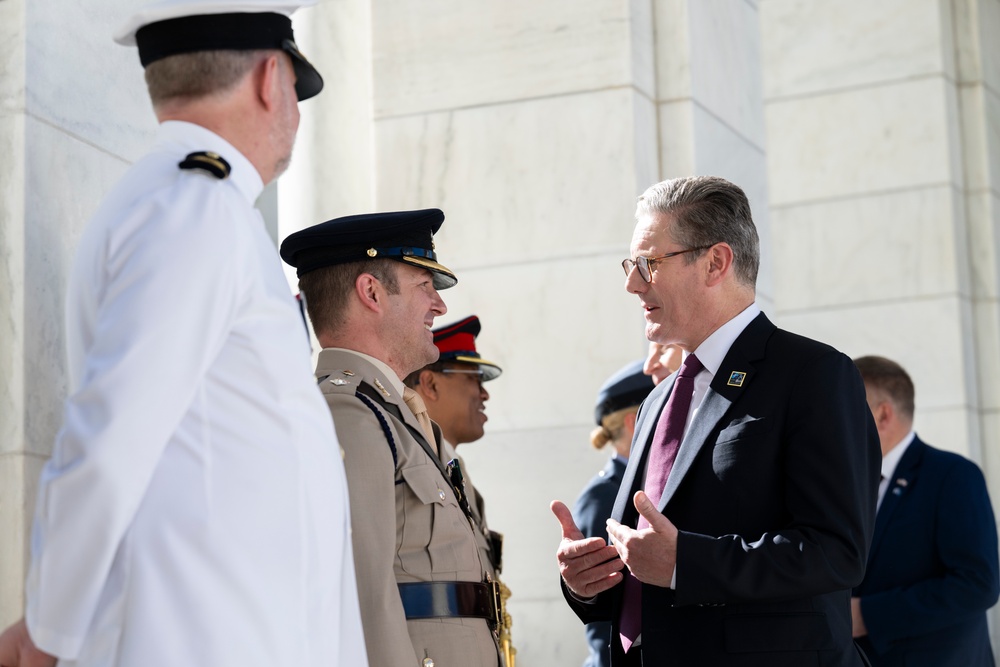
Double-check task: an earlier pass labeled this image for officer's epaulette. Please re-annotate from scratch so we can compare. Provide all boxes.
[178,151,231,179]
[317,369,362,394]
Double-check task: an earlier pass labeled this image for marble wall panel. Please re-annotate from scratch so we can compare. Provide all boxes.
[429,256,649,432]
[504,599,591,665]
[371,0,649,118]
[653,0,692,101]
[657,100,772,303]
[279,0,376,287]
[760,0,947,99]
[1,0,26,457]
[0,453,44,625]
[958,85,994,194]
[913,406,976,459]
[26,0,154,161]
[973,298,1000,410]
[23,118,132,456]
[966,191,1000,299]
[978,0,1000,95]
[766,77,955,207]
[775,296,969,412]
[374,89,657,267]
[687,0,766,148]
[772,186,961,310]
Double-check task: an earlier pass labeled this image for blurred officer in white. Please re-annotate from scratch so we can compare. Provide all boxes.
[0,2,366,667]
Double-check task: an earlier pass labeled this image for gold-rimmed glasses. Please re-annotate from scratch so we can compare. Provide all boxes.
[622,246,712,283]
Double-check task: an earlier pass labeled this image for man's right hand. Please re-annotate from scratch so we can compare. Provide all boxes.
[0,619,56,667]
[550,500,624,598]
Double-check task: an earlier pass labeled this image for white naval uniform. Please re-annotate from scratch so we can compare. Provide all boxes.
[25,121,367,667]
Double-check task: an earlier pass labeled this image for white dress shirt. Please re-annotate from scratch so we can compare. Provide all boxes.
[661,302,761,590]
[25,121,367,667]
[878,431,915,510]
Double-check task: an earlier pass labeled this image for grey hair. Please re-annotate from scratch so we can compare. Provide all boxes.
[635,176,760,288]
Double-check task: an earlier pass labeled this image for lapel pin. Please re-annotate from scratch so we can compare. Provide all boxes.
[727,371,747,387]
[896,478,908,487]
[342,370,355,377]
[330,378,348,386]
[893,487,903,496]
[373,377,391,398]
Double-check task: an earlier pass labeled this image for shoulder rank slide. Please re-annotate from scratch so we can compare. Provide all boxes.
[179,151,231,179]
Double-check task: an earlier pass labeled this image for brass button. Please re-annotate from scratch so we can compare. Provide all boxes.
[422,659,435,667]
[438,489,446,501]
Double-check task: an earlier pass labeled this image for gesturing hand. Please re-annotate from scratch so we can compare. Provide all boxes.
[0,619,56,667]
[550,500,624,598]
[605,491,679,588]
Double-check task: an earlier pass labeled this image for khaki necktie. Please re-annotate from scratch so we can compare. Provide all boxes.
[402,387,436,446]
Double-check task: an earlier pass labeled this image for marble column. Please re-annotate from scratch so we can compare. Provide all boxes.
[761,0,1000,647]
[1,0,30,627]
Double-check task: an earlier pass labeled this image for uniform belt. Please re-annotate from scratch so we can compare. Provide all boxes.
[398,581,499,626]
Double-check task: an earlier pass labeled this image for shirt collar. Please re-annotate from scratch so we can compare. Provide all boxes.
[881,430,915,481]
[689,302,762,377]
[155,120,264,204]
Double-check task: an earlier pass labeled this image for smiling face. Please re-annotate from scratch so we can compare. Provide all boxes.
[625,212,707,351]
[426,362,490,445]
[381,262,448,376]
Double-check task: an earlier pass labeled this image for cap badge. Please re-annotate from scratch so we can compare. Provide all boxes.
[373,377,390,397]
[727,371,746,387]
[342,370,355,377]
[367,248,378,257]
[330,378,348,386]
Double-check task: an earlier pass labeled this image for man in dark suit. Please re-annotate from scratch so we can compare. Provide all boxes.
[551,175,881,666]
[851,355,999,666]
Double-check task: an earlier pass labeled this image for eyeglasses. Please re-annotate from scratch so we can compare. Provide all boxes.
[621,246,713,283]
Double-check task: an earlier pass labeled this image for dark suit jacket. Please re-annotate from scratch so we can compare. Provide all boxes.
[564,313,881,666]
[854,436,1000,666]
[572,456,628,667]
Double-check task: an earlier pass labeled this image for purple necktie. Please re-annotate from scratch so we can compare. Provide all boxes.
[618,353,704,653]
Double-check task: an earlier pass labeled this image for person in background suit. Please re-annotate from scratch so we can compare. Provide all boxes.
[551,175,881,666]
[0,2,366,666]
[572,360,656,667]
[281,209,502,667]
[851,355,1000,667]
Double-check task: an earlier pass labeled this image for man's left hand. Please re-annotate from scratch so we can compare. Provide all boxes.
[606,490,678,588]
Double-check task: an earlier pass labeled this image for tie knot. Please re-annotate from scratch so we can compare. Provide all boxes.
[678,353,703,378]
[402,386,427,415]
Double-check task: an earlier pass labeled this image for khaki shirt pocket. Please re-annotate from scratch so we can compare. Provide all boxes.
[399,463,479,577]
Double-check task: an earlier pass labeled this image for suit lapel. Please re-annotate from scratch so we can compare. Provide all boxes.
[613,375,674,522]
[657,312,770,512]
[869,437,923,563]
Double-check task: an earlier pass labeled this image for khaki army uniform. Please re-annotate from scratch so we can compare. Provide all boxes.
[317,348,501,667]
[439,439,500,579]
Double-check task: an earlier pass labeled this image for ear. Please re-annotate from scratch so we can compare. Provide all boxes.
[417,369,440,401]
[704,243,735,287]
[624,410,638,437]
[254,53,283,112]
[354,273,385,314]
[872,400,894,430]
